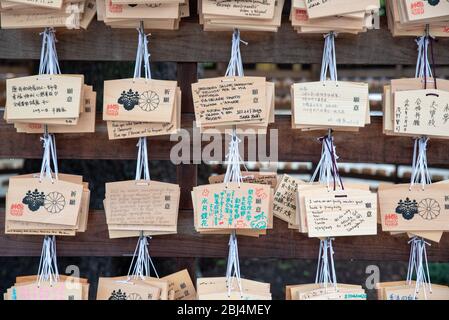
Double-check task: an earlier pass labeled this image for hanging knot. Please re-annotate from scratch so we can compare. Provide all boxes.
[407,237,432,299]
[37,235,60,286]
[320,32,338,82]
[135,137,150,181]
[310,133,343,191]
[315,238,337,289]
[128,234,159,280]
[39,133,58,182]
[410,137,431,190]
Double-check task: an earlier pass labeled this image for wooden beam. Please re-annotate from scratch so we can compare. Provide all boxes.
[0,211,448,261]
[0,15,448,64]
[2,115,449,165]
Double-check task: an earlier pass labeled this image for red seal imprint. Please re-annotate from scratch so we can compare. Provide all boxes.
[295,9,308,21]
[28,123,42,129]
[235,220,245,228]
[410,1,424,15]
[108,1,123,13]
[384,213,399,227]
[255,188,267,200]
[106,104,119,116]
[10,203,24,216]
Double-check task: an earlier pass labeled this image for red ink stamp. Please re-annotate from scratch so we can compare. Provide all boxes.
[410,1,424,15]
[255,188,267,200]
[106,104,119,116]
[28,123,43,129]
[108,0,123,13]
[235,220,246,228]
[384,213,399,227]
[10,203,24,216]
[295,9,308,21]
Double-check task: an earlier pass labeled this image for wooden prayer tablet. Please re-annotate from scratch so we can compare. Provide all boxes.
[192,77,274,130]
[4,277,89,300]
[377,281,449,300]
[192,182,273,231]
[161,269,197,300]
[5,174,90,236]
[384,78,449,139]
[4,73,97,134]
[379,182,449,232]
[197,277,272,300]
[96,277,165,300]
[386,0,449,37]
[199,0,284,32]
[0,0,97,29]
[294,184,372,234]
[290,0,380,34]
[272,174,305,225]
[208,172,278,189]
[103,79,181,139]
[98,0,189,30]
[13,85,97,134]
[292,81,370,129]
[103,180,180,238]
[286,283,367,300]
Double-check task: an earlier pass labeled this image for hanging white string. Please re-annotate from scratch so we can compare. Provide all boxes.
[225,29,246,78]
[127,22,158,280]
[403,25,434,299]
[314,238,337,289]
[38,27,60,183]
[410,137,431,190]
[133,22,151,80]
[39,133,59,182]
[35,29,61,286]
[415,35,433,80]
[310,131,343,191]
[406,237,432,299]
[223,29,248,298]
[134,22,151,182]
[36,235,60,286]
[223,132,247,187]
[320,32,338,83]
[39,28,61,76]
[311,33,341,289]
[127,233,159,280]
[225,232,242,297]
[135,137,150,181]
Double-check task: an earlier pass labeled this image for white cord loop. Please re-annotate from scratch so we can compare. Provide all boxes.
[415,35,433,80]
[320,32,338,83]
[128,22,157,280]
[410,137,431,190]
[133,22,151,182]
[225,29,246,78]
[127,233,159,280]
[135,137,150,181]
[310,130,343,191]
[226,232,243,297]
[223,29,248,297]
[35,29,62,286]
[39,28,61,76]
[407,237,432,299]
[133,22,151,80]
[39,133,59,182]
[315,238,337,289]
[38,28,60,183]
[37,235,60,286]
